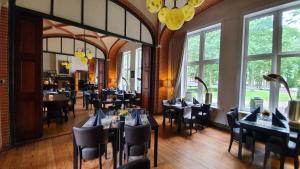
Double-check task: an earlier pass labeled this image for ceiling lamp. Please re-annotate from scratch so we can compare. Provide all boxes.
[147,0,205,30]
[74,29,94,63]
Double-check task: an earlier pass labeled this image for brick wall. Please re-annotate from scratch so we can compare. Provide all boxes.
[0,7,9,150]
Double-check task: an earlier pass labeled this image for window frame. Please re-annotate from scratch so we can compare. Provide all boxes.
[240,3,300,112]
[121,51,131,90]
[182,23,221,106]
[135,48,142,92]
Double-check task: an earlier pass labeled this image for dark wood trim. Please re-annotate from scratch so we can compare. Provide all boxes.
[8,0,16,146]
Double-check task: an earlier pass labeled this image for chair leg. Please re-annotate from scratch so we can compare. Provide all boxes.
[280,155,285,169]
[264,148,269,167]
[170,118,173,128]
[99,155,102,169]
[228,135,233,152]
[190,121,193,135]
[294,156,299,169]
[251,139,255,161]
[163,115,166,128]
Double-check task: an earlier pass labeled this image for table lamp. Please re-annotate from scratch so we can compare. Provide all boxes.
[263,74,300,130]
[195,76,212,104]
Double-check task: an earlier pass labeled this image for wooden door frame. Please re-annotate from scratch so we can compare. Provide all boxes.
[8,1,156,145]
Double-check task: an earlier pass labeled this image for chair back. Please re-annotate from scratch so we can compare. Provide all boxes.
[125,125,150,146]
[226,111,238,129]
[230,106,239,121]
[201,104,211,114]
[73,125,108,147]
[117,158,150,169]
[124,93,133,100]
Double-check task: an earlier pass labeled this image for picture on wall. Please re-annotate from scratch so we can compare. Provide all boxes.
[58,60,69,74]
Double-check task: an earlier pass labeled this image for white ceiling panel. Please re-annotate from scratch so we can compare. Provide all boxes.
[126,12,140,40]
[107,1,125,36]
[53,0,81,23]
[84,0,106,30]
[47,37,61,53]
[62,38,74,55]
[16,0,51,14]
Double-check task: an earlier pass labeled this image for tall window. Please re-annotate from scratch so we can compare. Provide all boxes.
[121,51,131,91]
[182,24,221,106]
[135,48,142,93]
[240,3,300,112]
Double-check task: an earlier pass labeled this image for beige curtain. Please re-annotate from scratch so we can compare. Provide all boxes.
[116,52,123,88]
[169,32,187,99]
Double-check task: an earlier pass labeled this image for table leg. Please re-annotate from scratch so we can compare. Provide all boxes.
[73,134,78,169]
[177,109,182,133]
[238,125,243,160]
[113,130,117,169]
[154,128,158,167]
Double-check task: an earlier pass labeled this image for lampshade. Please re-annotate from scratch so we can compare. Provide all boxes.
[165,8,185,31]
[146,0,206,31]
[188,0,205,7]
[162,80,172,88]
[146,0,162,13]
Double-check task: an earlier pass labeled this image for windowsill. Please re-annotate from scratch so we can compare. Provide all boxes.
[239,110,250,115]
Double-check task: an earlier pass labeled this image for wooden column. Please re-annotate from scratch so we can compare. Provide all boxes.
[141,46,151,110]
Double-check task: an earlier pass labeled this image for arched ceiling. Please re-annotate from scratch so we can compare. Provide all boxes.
[43,19,127,54]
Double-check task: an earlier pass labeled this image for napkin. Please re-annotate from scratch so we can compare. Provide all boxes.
[245,107,260,122]
[272,113,286,128]
[93,109,106,126]
[182,100,188,107]
[275,108,287,121]
[193,97,200,104]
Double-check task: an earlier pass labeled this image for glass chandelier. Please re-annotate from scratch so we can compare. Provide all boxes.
[146,0,205,30]
[74,29,94,64]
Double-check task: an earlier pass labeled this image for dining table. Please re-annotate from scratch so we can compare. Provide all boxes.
[162,101,201,133]
[73,114,159,169]
[238,113,292,160]
[43,94,70,120]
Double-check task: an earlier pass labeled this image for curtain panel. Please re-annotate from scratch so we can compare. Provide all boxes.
[116,52,123,88]
[169,32,187,99]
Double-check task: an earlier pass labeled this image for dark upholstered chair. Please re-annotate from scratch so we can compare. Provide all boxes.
[227,111,255,159]
[124,125,151,162]
[45,101,63,126]
[73,125,108,169]
[162,100,177,128]
[264,131,300,169]
[183,106,199,135]
[68,91,76,117]
[117,158,150,169]
[196,104,211,126]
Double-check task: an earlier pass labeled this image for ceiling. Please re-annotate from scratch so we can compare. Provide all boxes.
[43,19,128,54]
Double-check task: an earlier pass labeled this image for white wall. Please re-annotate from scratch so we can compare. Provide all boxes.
[171,0,296,125]
[119,42,142,91]
[43,53,88,74]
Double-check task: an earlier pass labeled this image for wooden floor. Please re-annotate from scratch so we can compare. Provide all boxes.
[0,116,296,169]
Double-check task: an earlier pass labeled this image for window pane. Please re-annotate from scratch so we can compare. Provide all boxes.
[187,35,200,62]
[245,60,272,111]
[186,64,199,99]
[278,57,300,112]
[248,15,274,55]
[282,8,300,53]
[204,29,221,60]
[203,64,219,105]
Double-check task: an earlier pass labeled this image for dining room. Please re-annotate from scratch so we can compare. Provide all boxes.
[1,0,300,169]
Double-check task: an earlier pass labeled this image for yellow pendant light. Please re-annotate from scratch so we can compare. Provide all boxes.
[147,0,205,30]
[158,7,169,24]
[165,8,185,31]
[188,0,205,8]
[181,4,195,21]
[146,0,163,13]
